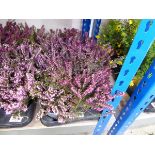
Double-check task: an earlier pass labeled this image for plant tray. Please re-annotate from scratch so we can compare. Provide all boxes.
[40,109,100,127]
[0,101,36,128]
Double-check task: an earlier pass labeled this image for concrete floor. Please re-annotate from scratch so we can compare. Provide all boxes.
[1,112,155,135]
[125,125,155,135]
[0,120,97,135]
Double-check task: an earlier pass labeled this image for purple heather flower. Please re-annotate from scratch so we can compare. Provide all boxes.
[0,25,115,121]
[37,28,115,114]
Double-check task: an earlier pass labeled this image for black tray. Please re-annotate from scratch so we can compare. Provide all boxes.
[0,101,36,128]
[40,109,100,127]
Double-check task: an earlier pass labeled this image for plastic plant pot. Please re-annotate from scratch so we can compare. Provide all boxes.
[0,100,36,128]
[40,109,100,127]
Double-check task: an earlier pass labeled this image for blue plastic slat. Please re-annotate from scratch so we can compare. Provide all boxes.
[82,19,91,38]
[108,60,155,135]
[93,19,155,135]
[92,19,101,39]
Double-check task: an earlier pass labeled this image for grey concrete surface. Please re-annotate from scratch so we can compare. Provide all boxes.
[1,110,155,135]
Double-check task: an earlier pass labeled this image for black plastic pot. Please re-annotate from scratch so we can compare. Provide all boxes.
[0,100,36,128]
[40,109,100,127]
[112,66,121,80]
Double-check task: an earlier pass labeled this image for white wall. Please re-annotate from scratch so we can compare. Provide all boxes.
[0,19,82,30]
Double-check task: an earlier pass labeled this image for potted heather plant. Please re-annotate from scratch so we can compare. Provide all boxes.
[0,21,38,128]
[31,28,116,126]
[0,43,40,127]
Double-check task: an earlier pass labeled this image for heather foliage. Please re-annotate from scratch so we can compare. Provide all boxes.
[30,74,77,123]
[0,21,44,116]
[0,21,115,123]
[0,21,35,45]
[31,28,115,122]
[0,43,41,114]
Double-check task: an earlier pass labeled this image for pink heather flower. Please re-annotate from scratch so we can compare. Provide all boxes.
[94,107,104,112]
[11,102,20,109]
[58,116,65,123]
[65,61,72,77]
[82,85,94,97]
[22,105,28,112]
[5,109,12,115]
[52,106,59,114]
[70,86,82,99]
[86,98,95,104]
[59,79,70,86]
[83,76,91,86]
[74,76,81,88]
[0,77,6,84]
[26,73,35,91]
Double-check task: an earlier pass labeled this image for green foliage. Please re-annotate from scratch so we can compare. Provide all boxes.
[98,19,140,57]
[135,41,155,83]
[98,19,155,85]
